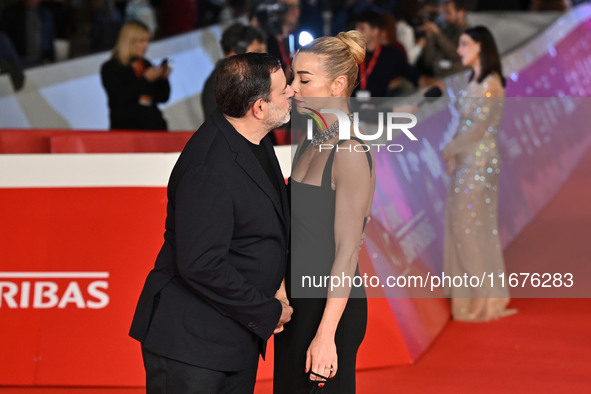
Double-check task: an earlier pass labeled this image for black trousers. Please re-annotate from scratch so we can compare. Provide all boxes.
[142,347,259,394]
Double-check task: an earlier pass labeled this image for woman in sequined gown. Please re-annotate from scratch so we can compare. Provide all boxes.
[274,31,376,394]
[442,26,516,322]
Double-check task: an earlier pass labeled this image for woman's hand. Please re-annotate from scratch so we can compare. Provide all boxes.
[442,145,457,175]
[445,157,457,175]
[306,334,338,387]
[143,66,162,82]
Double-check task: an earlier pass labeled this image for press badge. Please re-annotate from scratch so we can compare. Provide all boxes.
[356,90,371,100]
[139,95,153,106]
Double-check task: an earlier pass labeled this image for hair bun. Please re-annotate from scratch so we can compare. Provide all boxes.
[337,30,366,65]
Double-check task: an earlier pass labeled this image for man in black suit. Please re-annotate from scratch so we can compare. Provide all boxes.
[130,52,294,393]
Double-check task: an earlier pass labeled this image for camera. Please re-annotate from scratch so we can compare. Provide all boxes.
[251,0,288,36]
[410,11,439,39]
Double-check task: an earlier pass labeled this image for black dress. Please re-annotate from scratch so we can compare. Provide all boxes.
[274,139,371,394]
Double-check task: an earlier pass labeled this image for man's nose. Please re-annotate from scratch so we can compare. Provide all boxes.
[286,85,295,98]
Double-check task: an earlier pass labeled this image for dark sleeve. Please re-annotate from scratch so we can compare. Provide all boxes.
[174,164,282,340]
[40,5,55,62]
[391,47,421,86]
[0,33,24,90]
[201,70,216,118]
[435,31,461,62]
[421,35,437,67]
[147,58,171,103]
[153,77,170,103]
[0,6,25,56]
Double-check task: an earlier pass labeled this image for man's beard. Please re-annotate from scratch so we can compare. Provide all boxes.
[265,102,291,130]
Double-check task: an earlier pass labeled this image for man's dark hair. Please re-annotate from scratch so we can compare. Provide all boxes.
[445,0,469,11]
[221,23,267,55]
[215,52,281,118]
[352,8,386,30]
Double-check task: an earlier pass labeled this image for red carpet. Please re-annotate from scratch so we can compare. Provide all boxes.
[348,298,591,393]
[2,152,590,393]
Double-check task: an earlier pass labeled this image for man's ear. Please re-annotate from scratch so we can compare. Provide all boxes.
[251,98,267,120]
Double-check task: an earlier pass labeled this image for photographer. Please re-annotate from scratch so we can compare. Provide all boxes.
[352,8,442,98]
[252,0,300,80]
[394,1,427,65]
[417,0,469,77]
[201,22,267,118]
[100,20,171,130]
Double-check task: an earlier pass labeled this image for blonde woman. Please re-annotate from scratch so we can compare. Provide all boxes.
[100,20,170,130]
[274,30,375,394]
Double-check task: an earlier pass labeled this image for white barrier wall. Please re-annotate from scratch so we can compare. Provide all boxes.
[0,12,563,131]
[0,24,224,130]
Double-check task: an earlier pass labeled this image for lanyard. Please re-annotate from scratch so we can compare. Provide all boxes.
[131,58,145,78]
[359,45,382,90]
[277,39,292,68]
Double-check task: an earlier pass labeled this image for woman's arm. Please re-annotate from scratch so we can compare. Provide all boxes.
[101,59,164,108]
[153,66,171,103]
[443,75,505,159]
[306,140,374,382]
[140,58,170,103]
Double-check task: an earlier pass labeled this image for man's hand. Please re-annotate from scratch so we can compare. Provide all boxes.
[420,21,440,36]
[274,281,288,306]
[417,36,427,49]
[274,300,293,334]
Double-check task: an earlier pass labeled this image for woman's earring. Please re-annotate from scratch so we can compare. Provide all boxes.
[331,92,335,97]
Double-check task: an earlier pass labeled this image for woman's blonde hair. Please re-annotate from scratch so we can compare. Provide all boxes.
[297,30,366,96]
[112,20,150,65]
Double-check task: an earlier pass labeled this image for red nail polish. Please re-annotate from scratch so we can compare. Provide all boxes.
[305,368,308,373]
[319,384,324,388]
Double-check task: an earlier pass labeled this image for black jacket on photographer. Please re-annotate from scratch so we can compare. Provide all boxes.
[101,57,170,130]
[418,21,468,77]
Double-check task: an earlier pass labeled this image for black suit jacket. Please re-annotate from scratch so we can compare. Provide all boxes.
[129,110,290,371]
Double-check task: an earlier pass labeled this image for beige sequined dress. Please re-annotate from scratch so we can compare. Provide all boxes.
[443,73,514,321]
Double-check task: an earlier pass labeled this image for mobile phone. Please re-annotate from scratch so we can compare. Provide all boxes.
[160,58,168,67]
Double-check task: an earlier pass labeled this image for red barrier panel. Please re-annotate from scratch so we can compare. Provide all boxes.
[0,129,76,153]
[50,132,194,153]
[0,184,412,386]
[0,129,195,154]
[0,128,291,154]
[0,187,161,385]
[0,134,417,387]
